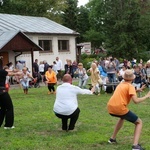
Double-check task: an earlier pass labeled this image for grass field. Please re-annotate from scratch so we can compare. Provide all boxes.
[0,85,150,150]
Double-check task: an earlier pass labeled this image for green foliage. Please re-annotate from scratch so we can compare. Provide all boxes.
[139,51,150,62]
[0,0,66,24]
[84,29,104,49]
[80,53,107,69]
[62,0,78,31]
[1,0,150,59]
[76,6,91,43]
[87,0,150,59]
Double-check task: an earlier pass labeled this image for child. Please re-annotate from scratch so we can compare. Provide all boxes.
[107,69,150,150]
[133,66,143,97]
[20,67,34,94]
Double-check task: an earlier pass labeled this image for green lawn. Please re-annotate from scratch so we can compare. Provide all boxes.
[0,85,150,150]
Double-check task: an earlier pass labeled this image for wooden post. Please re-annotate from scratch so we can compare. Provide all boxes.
[76,44,83,64]
[31,48,34,75]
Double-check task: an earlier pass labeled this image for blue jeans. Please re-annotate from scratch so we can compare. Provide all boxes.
[21,80,29,89]
[78,78,88,89]
[107,73,116,83]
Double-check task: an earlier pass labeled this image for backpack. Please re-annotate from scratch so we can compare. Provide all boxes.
[106,85,113,93]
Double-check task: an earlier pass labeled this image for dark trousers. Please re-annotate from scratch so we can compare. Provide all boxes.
[55,108,80,131]
[57,70,63,80]
[48,83,55,92]
[0,92,14,127]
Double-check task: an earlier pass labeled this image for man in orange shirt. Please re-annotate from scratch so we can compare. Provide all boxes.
[107,70,150,150]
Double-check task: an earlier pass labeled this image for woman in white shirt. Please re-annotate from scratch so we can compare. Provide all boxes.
[39,61,44,82]
[118,65,127,81]
[75,63,88,89]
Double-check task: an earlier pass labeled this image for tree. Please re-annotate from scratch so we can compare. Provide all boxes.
[87,0,150,59]
[0,0,66,23]
[62,0,78,31]
[76,6,90,43]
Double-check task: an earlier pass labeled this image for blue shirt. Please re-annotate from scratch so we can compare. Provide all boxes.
[98,66,107,77]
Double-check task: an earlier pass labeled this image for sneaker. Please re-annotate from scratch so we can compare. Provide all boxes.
[108,138,117,144]
[4,126,15,130]
[48,91,51,95]
[132,144,145,150]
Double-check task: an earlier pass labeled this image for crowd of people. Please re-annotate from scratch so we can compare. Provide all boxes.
[1,56,150,150]
[4,56,150,96]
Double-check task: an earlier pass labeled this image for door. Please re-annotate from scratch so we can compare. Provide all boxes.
[0,52,9,68]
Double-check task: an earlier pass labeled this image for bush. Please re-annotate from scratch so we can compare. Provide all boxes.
[80,53,107,69]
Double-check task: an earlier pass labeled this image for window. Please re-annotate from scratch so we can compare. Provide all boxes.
[58,40,69,51]
[39,40,52,52]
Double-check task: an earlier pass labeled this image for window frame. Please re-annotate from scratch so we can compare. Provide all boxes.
[58,40,70,52]
[38,40,53,52]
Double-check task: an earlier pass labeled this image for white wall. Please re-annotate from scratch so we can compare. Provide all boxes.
[16,34,77,70]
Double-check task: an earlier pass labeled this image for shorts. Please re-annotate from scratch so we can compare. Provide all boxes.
[110,110,138,123]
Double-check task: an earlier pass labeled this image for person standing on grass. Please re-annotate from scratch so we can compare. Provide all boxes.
[45,66,57,94]
[56,57,63,81]
[107,69,150,150]
[75,63,88,89]
[87,63,101,95]
[39,61,45,82]
[33,59,39,74]
[64,60,73,78]
[0,66,19,129]
[53,74,94,131]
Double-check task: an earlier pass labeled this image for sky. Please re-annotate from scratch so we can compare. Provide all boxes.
[78,0,89,7]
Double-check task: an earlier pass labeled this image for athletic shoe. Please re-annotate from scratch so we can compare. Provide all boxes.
[132,144,145,150]
[108,138,117,144]
[48,91,52,95]
[4,126,15,130]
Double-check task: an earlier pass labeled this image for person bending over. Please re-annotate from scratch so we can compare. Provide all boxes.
[53,74,94,131]
[20,67,34,94]
[107,69,150,150]
[45,66,57,94]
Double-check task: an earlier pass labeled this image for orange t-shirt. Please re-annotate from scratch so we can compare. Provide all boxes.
[45,71,57,83]
[107,82,136,115]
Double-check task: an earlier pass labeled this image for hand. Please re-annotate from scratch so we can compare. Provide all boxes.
[33,78,37,83]
[91,86,95,93]
[140,84,146,91]
[146,91,150,99]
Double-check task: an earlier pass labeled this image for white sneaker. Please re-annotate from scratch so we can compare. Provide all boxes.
[4,126,15,129]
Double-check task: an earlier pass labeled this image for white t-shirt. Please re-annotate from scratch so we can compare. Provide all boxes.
[76,68,88,80]
[20,72,30,82]
[146,68,150,77]
[52,64,58,74]
[119,69,125,76]
[39,64,44,72]
[53,83,93,115]
[56,59,63,70]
